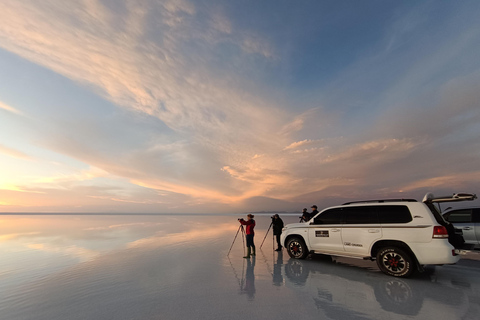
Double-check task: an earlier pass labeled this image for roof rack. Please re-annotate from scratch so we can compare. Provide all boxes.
[342,199,418,205]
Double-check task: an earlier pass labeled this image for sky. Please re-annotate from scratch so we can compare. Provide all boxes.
[1,0,480,214]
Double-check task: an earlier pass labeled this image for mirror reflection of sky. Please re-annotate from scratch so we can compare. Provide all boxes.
[1,215,479,320]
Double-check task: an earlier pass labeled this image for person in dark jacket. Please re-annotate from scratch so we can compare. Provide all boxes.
[272,214,284,251]
[310,205,319,219]
[239,214,256,258]
[301,208,310,222]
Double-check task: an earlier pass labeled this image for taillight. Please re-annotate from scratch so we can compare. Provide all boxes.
[433,226,448,238]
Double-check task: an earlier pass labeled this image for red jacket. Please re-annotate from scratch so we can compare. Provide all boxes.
[239,219,255,235]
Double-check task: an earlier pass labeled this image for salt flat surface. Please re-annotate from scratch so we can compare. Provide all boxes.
[0,214,479,320]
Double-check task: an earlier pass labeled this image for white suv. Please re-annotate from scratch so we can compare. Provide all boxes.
[281,193,477,277]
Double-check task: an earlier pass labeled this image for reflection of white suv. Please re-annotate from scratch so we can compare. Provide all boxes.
[281,193,477,277]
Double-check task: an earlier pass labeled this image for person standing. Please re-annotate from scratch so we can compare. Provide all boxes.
[239,214,256,258]
[272,214,284,251]
[310,205,319,219]
[301,208,310,222]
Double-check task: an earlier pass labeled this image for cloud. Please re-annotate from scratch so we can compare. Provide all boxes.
[0,144,31,160]
[283,139,324,151]
[0,0,277,131]
[0,232,41,241]
[399,171,480,193]
[0,101,24,116]
[320,138,421,164]
[0,0,295,203]
[1,1,479,212]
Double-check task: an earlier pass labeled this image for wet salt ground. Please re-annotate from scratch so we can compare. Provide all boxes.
[0,214,479,320]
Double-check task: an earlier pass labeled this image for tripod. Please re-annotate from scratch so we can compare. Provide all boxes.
[227,224,246,256]
[260,221,273,249]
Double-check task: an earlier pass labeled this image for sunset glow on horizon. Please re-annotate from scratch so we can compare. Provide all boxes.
[1,0,480,213]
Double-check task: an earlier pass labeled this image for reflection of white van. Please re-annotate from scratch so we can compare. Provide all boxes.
[281,193,477,277]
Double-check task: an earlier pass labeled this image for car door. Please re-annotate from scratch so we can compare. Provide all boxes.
[443,209,478,245]
[474,209,480,245]
[308,208,345,253]
[342,206,382,257]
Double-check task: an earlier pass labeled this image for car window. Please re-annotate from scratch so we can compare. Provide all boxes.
[377,205,412,223]
[473,209,480,223]
[426,202,448,225]
[313,208,343,224]
[444,209,472,223]
[343,206,379,224]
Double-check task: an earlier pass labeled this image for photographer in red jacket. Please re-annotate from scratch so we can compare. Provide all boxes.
[239,214,256,258]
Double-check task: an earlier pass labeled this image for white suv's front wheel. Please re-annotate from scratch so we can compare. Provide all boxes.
[286,237,309,259]
[376,247,415,277]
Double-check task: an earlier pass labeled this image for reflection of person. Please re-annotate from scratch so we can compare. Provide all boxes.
[301,208,310,222]
[272,214,284,251]
[310,205,319,219]
[242,258,256,300]
[239,214,256,258]
[273,250,283,286]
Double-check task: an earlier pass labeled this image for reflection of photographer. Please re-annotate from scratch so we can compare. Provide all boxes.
[273,250,283,286]
[271,214,284,251]
[241,258,256,300]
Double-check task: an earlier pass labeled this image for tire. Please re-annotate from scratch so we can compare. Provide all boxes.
[374,279,422,315]
[286,237,309,259]
[376,247,415,278]
[284,259,309,285]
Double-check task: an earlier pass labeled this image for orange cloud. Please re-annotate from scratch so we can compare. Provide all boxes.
[0,144,31,160]
[0,101,24,116]
[399,171,480,192]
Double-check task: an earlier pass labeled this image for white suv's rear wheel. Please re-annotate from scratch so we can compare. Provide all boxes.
[376,247,415,277]
[286,237,309,259]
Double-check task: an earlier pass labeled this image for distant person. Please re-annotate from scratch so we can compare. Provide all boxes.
[239,214,256,258]
[301,208,310,222]
[272,214,284,251]
[310,205,319,219]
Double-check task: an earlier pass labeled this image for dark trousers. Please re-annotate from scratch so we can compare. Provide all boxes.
[275,234,282,248]
[246,234,255,247]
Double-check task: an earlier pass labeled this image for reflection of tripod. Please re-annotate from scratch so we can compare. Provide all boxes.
[227,224,246,256]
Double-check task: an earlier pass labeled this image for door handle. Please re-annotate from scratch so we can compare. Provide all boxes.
[463,227,472,230]
[330,228,340,232]
[368,229,380,233]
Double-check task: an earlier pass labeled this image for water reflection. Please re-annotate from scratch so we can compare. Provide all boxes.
[272,251,283,286]
[241,258,256,300]
[282,255,478,319]
[1,215,479,320]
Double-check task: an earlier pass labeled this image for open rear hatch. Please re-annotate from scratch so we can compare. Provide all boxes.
[422,192,477,250]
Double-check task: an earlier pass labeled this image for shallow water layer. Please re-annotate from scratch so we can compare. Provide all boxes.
[0,214,479,320]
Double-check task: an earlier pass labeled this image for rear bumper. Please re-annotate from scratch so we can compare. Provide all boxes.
[411,242,460,265]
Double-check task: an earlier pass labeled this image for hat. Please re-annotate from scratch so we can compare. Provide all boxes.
[311,205,317,209]
[247,214,254,218]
